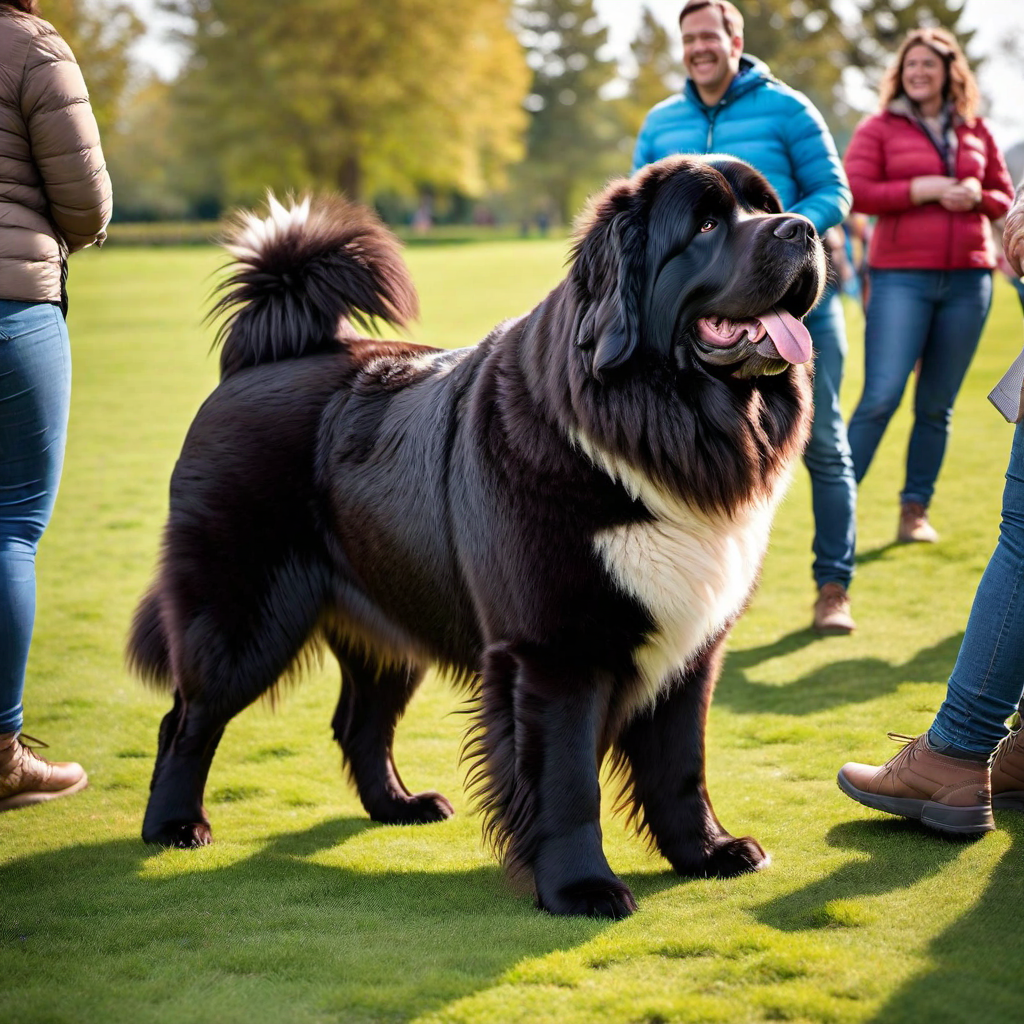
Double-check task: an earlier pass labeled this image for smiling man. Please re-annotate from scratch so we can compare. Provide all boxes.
[633,0,857,637]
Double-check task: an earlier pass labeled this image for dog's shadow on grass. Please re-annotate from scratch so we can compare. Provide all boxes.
[0,814,678,1021]
[715,629,965,717]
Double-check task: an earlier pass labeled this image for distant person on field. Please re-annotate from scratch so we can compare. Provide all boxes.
[632,0,858,637]
[0,0,111,812]
[837,177,1024,837]
[843,27,1013,545]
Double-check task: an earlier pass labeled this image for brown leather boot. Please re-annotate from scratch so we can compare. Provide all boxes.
[837,732,993,835]
[813,582,855,635]
[898,502,939,543]
[0,732,88,812]
[991,721,1024,811]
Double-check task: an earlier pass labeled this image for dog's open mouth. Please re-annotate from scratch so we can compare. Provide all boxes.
[695,308,812,365]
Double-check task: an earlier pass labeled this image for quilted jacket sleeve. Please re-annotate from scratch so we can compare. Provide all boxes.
[976,119,1014,222]
[781,96,851,235]
[21,26,112,253]
[844,115,915,215]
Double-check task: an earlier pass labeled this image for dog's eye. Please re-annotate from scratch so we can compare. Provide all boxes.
[699,218,717,233]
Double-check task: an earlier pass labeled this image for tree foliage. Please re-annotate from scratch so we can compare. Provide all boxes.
[514,0,621,224]
[160,0,529,205]
[618,6,682,143]
[736,1,847,126]
[41,0,144,136]
[45,0,993,223]
[102,75,218,220]
[848,0,975,83]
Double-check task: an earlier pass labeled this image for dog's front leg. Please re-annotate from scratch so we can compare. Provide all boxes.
[614,640,769,878]
[484,648,635,919]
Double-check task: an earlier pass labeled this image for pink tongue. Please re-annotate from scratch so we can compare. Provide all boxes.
[756,308,812,364]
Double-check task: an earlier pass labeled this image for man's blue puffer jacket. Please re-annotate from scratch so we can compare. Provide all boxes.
[632,56,851,235]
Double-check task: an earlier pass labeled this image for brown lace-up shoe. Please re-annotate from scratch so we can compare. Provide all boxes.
[0,732,88,812]
[837,732,993,835]
[898,502,939,543]
[813,582,855,635]
[991,720,1024,811]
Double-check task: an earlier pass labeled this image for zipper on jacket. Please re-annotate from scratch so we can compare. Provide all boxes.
[704,99,730,152]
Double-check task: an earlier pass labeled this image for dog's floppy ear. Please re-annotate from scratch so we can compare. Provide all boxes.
[570,185,647,381]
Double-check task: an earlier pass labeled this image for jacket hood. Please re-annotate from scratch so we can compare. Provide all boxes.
[684,54,775,109]
[886,95,964,128]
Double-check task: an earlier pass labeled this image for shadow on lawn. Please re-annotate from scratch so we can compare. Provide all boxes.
[753,816,1024,1020]
[854,540,901,567]
[754,819,971,931]
[867,814,1024,1022]
[715,630,965,716]
[0,815,678,1022]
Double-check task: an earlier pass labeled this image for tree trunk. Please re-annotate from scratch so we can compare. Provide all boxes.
[337,153,362,201]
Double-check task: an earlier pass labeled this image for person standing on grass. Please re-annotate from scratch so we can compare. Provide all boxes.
[0,0,111,811]
[632,0,858,637]
[836,180,1024,836]
[843,28,1013,545]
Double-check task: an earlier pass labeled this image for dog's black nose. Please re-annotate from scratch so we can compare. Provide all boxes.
[773,217,813,242]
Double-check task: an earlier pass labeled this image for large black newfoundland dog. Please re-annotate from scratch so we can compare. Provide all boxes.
[129,155,823,919]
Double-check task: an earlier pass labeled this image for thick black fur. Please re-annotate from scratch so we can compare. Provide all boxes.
[128,158,822,918]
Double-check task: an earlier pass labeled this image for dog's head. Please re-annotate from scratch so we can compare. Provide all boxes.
[570,155,826,381]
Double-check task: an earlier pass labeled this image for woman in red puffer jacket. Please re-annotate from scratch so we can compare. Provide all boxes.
[844,27,1013,545]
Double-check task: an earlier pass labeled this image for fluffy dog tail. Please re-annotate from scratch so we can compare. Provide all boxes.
[212,193,420,379]
[126,588,173,689]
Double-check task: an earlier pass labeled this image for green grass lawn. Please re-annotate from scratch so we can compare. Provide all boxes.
[2,237,1023,1024]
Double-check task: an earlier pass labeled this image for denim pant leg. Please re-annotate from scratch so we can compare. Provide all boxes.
[847,270,934,484]
[930,420,1024,755]
[0,301,72,735]
[903,270,992,507]
[802,290,857,589]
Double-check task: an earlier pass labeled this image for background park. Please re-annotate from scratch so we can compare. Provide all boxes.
[2,1,1024,1022]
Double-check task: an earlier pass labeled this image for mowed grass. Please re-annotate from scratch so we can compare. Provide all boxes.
[1,236,1023,1024]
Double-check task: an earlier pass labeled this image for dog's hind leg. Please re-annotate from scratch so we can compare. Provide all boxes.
[142,562,330,848]
[143,688,227,847]
[612,638,769,878]
[327,635,453,824]
[474,644,636,919]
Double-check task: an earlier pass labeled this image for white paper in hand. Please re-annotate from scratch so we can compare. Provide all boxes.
[989,336,1024,424]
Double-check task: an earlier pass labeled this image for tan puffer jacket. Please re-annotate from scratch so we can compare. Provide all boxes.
[0,9,112,303]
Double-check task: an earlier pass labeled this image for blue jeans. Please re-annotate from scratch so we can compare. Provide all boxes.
[0,301,71,735]
[848,268,993,507]
[930,421,1024,755]
[803,290,857,590]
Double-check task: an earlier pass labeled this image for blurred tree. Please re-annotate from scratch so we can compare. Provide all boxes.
[513,0,621,225]
[848,0,975,86]
[617,5,682,142]
[737,1,847,129]
[42,0,144,136]
[160,0,528,206]
[102,75,222,220]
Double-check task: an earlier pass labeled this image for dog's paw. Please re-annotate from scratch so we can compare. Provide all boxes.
[538,878,638,920]
[681,835,770,878]
[142,820,213,848]
[371,790,454,825]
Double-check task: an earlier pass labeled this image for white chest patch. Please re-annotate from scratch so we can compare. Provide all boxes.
[574,433,790,709]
